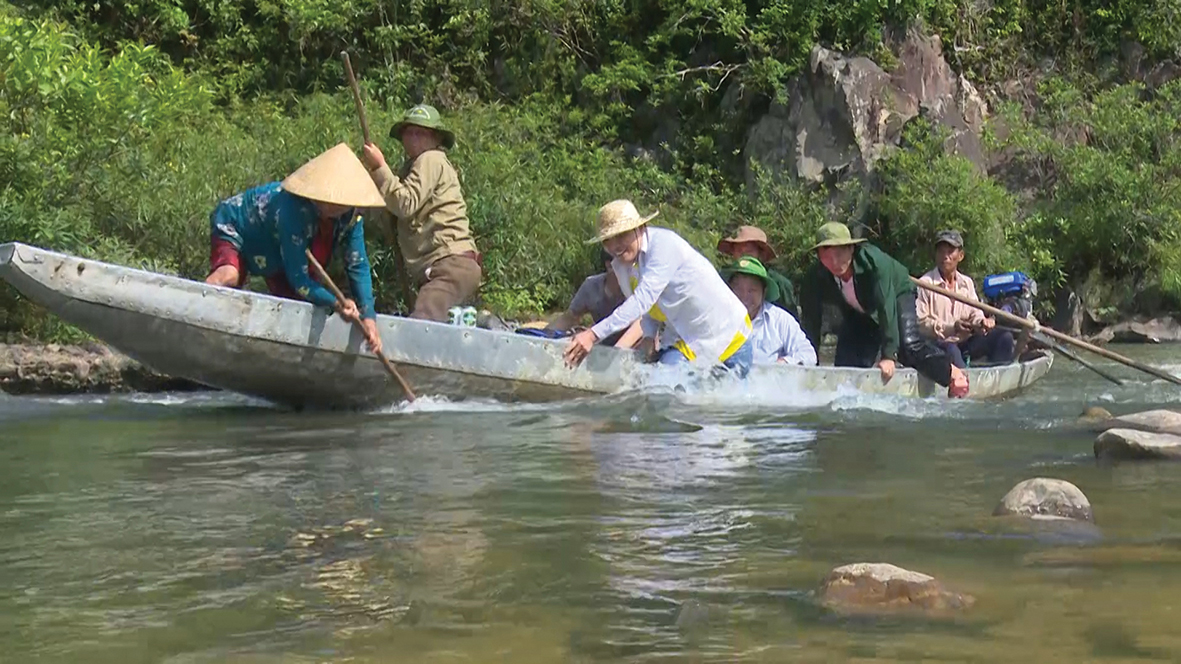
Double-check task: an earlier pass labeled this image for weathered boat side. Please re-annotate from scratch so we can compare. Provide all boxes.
[0,242,1052,408]
[0,242,647,408]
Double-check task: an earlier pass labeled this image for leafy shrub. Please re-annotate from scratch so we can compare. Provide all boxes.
[869,118,1026,279]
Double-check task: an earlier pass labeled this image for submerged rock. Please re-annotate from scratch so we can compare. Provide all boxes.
[1091,409,1181,436]
[1095,428,1181,460]
[818,562,974,615]
[993,478,1094,522]
[1089,316,1181,344]
[1078,406,1114,423]
[0,342,203,395]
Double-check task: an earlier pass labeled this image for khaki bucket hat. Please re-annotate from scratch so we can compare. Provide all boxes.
[390,104,456,149]
[718,225,777,260]
[585,199,659,244]
[810,222,867,250]
[281,142,386,208]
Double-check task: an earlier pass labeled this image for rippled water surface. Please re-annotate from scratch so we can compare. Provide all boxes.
[3,346,1181,662]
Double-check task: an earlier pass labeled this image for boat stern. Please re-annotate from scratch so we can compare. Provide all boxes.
[0,242,17,271]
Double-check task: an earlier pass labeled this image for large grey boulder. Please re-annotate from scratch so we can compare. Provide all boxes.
[1088,409,1181,436]
[818,562,974,615]
[1089,317,1181,344]
[993,478,1093,522]
[1095,429,1181,461]
[744,25,987,190]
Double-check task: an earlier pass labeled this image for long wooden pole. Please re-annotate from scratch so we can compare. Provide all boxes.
[340,51,371,143]
[1032,331,1125,386]
[307,249,416,402]
[340,50,415,314]
[910,276,1181,386]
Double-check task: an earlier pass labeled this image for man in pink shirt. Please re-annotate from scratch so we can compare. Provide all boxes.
[916,230,1015,368]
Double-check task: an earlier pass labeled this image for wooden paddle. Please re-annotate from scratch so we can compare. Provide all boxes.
[910,276,1181,386]
[340,50,415,313]
[306,248,416,402]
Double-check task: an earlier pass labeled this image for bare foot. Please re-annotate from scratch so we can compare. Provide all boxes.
[948,366,969,398]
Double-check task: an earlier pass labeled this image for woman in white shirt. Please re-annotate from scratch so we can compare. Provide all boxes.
[563,199,754,377]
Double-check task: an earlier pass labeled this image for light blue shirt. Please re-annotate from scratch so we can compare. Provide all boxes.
[749,302,817,365]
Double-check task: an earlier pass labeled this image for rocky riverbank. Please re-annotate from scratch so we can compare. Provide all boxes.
[0,343,205,395]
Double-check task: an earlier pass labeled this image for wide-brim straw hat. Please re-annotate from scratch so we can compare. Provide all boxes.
[280,142,386,208]
[810,222,867,250]
[585,199,659,244]
[718,225,777,260]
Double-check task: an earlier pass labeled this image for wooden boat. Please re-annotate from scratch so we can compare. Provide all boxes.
[0,242,1053,409]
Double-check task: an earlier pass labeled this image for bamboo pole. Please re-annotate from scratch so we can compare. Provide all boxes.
[910,276,1181,386]
[307,249,416,402]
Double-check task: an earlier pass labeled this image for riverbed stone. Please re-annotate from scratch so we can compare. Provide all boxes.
[1097,409,1181,435]
[1095,428,1181,461]
[818,562,975,615]
[1078,406,1114,424]
[0,342,204,395]
[1089,316,1181,344]
[993,478,1094,522]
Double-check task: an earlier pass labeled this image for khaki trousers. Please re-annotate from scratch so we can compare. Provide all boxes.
[412,254,483,322]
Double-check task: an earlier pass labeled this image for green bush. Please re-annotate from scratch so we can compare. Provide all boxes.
[999,77,1181,310]
[868,118,1026,280]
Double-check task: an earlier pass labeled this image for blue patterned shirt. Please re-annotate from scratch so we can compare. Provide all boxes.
[211,182,377,319]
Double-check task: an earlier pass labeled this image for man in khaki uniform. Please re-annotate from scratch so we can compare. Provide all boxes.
[361,104,482,322]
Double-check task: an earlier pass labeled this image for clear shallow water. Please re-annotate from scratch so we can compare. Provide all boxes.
[2,346,1181,662]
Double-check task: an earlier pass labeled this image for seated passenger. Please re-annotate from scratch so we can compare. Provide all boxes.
[204,143,384,353]
[916,230,1015,368]
[564,199,753,377]
[723,257,817,365]
[546,249,630,345]
[800,222,969,397]
[717,225,800,320]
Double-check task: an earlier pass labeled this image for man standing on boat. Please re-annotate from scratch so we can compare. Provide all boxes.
[204,142,384,354]
[361,104,483,322]
[717,226,800,321]
[800,222,969,397]
[916,230,1016,368]
[723,257,816,365]
[563,200,754,377]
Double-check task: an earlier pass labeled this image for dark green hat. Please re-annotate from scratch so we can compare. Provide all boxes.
[721,256,780,303]
[810,222,866,250]
[389,104,455,149]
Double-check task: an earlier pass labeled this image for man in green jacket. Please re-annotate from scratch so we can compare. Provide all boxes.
[800,222,969,397]
[361,104,482,322]
[717,225,799,320]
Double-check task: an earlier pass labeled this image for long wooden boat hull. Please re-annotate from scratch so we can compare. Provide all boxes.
[0,243,1053,409]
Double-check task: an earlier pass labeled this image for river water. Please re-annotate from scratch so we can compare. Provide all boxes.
[2,346,1181,663]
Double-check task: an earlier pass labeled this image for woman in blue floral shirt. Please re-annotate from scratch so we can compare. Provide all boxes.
[204,143,386,353]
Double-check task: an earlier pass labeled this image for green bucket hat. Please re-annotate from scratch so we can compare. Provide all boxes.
[811,222,866,250]
[389,103,455,149]
[721,256,781,303]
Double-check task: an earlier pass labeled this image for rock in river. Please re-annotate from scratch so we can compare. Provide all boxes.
[1095,428,1181,461]
[0,342,203,395]
[993,478,1093,522]
[818,562,974,615]
[1092,409,1181,436]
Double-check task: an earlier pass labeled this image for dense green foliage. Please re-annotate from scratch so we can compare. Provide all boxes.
[3,0,1181,342]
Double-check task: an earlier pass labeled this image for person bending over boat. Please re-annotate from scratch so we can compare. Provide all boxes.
[723,257,816,366]
[361,104,482,322]
[916,230,1015,368]
[717,225,800,321]
[204,142,384,354]
[563,199,754,377]
[545,248,640,346]
[800,222,969,398]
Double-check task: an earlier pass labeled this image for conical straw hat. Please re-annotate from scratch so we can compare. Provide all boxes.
[585,199,659,244]
[280,142,387,208]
